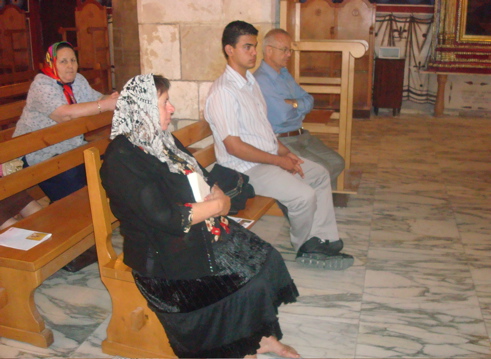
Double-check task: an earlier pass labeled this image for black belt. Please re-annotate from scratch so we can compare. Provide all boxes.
[277,128,304,138]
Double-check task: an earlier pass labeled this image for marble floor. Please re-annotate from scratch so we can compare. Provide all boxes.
[1,110,491,358]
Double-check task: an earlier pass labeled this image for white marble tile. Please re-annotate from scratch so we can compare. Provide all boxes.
[357,320,490,358]
[71,317,112,358]
[276,312,359,358]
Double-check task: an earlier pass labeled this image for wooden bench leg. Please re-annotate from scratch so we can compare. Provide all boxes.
[101,277,175,358]
[0,267,53,347]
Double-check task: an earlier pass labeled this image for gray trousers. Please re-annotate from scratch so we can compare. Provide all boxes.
[279,130,345,189]
[245,158,339,252]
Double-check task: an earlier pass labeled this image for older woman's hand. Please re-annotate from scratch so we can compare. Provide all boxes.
[101,92,119,112]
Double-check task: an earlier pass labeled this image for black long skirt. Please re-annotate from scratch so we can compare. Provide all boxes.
[134,221,299,358]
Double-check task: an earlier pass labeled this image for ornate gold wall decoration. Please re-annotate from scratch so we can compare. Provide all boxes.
[428,0,491,74]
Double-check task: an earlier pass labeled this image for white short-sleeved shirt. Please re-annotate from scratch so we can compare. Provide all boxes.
[13,73,102,165]
[204,65,278,173]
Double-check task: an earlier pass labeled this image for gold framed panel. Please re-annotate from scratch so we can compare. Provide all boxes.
[457,0,491,43]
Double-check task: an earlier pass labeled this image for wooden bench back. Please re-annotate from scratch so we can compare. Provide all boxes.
[0,127,15,142]
[0,111,113,201]
[172,120,215,167]
[84,147,118,273]
[0,81,31,99]
[0,100,25,129]
[0,70,37,85]
[0,111,112,163]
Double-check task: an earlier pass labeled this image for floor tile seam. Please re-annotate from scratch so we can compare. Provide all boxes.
[461,243,491,343]
[422,118,463,234]
[354,117,384,359]
[468,286,491,344]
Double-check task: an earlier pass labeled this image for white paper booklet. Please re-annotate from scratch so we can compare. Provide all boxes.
[0,227,52,251]
[188,172,211,202]
[228,216,255,229]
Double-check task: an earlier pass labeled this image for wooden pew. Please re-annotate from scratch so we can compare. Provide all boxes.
[0,81,31,100]
[0,127,15,142]
[84,120,276,358]
[0,70,32,129]
[0,99,25,130]
[80,64,110,94]
[0,70,37,85]
[0,111,113,348]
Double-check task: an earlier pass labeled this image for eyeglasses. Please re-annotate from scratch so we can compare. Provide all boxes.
[268,45,294,55]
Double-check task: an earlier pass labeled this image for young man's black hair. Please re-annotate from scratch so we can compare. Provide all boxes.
[221,20,258,58]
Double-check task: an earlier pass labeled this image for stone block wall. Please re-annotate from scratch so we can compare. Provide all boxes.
[137,0,278,123]
[112,0,142,91]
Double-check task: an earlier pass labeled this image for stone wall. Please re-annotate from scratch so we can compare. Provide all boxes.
[112,0,141,91]
[137,0,278,123]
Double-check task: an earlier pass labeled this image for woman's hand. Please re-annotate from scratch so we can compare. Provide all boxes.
[100,91,120,112]
[190,184,231,224]
[49,91,121,123]
[205,184,231,216]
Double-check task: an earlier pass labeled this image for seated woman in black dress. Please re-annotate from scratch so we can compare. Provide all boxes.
[100,74,300,358]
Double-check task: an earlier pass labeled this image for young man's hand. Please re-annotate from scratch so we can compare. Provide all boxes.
[277,154,304,178]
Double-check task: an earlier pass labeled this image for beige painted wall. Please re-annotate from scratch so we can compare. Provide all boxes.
[136,0,277,122]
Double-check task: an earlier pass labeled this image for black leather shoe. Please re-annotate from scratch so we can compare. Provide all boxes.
[297,237,344,257]
[326,238,344,254]
[295,237,352,270]
[296,252,354,270]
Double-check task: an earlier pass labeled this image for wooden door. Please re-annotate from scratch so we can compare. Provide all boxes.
[0,5,31,73]
[75,0,111,92]
[75,0,109,70]
[39,0,77,52]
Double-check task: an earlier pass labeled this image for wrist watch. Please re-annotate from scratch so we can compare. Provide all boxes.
[292,100,298,109]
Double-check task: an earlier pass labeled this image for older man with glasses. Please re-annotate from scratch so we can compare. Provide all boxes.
[254,28,345,190]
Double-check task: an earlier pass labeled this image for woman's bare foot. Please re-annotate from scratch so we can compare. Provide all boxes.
[244,355,257,358]
[257,336,300,358]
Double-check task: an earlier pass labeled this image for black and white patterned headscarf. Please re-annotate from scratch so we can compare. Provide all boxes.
[110,74,203,176]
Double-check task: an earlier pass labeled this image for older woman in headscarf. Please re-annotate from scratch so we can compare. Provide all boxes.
[13,41,119,202]
[100,74,301,359]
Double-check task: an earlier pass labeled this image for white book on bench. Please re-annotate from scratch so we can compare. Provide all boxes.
[187,172,211,202]
[0,227,52,251]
